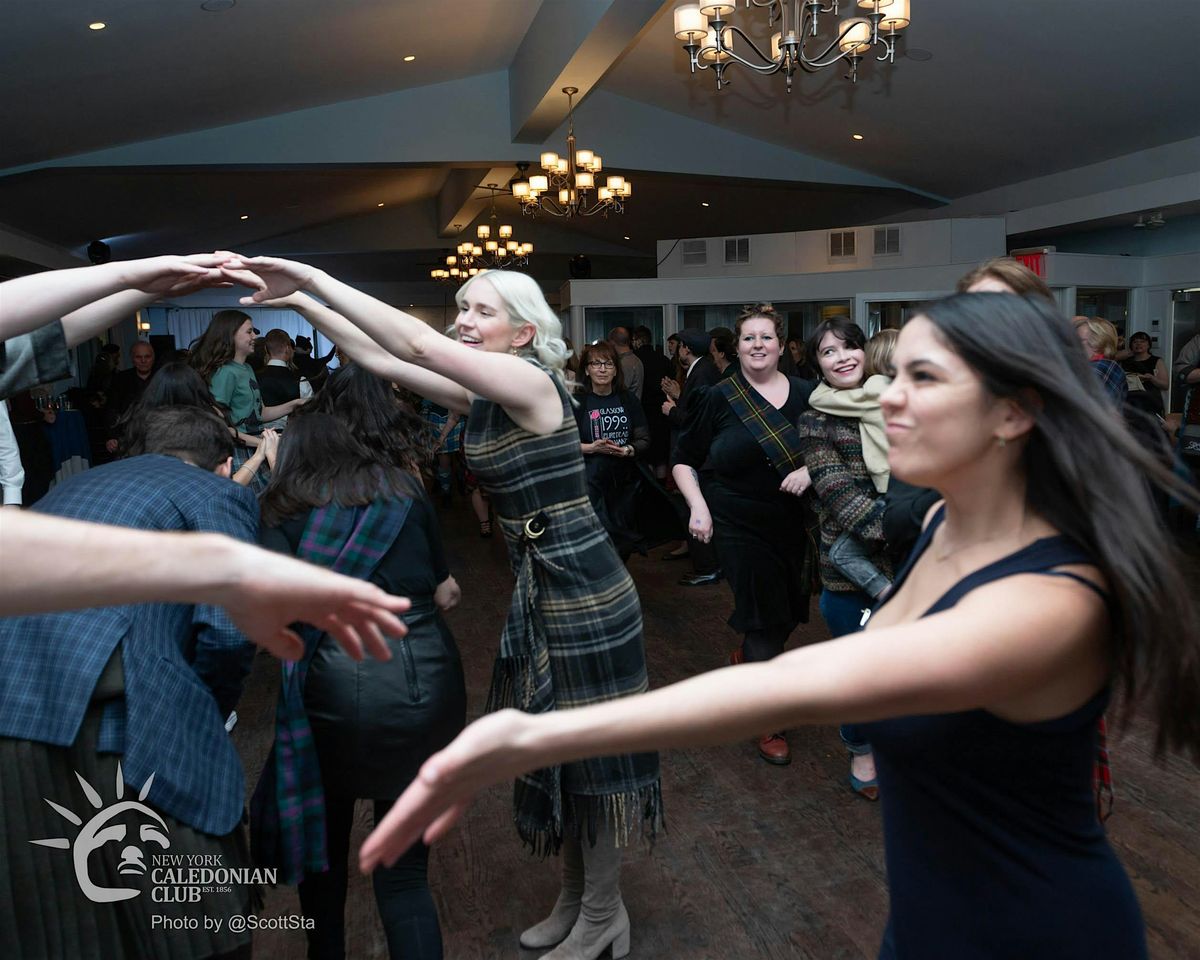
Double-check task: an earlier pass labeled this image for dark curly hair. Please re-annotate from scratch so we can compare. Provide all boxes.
[301,362,433,472]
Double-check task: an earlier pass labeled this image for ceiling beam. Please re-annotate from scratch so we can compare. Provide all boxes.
[508,0,666,143]
[435,166,519,238]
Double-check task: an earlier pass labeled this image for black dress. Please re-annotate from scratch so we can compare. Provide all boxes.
[261,496,466,799]
[574,388,650,557]
[674,376,814,633]
[863,508,1146,960]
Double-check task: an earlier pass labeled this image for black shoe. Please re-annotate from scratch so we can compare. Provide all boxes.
[679,570,722,587]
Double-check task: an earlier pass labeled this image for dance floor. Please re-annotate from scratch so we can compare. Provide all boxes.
[236,501,1200,958]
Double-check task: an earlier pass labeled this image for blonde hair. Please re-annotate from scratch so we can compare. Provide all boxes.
[455,271,570,389]
[865,328,899,378]
[1073,315,1118,359]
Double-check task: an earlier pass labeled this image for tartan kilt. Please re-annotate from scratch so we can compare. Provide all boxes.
[465,361,662,853]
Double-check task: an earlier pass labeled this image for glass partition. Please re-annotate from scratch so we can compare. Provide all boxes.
[583,306,664,349]
[677,300,850,342]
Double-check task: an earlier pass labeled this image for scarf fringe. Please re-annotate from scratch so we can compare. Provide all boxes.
[516,781,666,859]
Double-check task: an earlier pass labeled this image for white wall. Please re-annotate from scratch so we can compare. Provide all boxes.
[656,217,1006,280]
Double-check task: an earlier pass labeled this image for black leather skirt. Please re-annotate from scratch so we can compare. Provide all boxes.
[303,600,466,799]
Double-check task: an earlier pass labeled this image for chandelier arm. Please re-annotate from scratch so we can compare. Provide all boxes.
[794,14,862,69]
[719,24,789,71]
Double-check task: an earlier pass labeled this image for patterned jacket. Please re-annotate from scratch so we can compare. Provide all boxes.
[0,454,258,835]
[796,410,893,593]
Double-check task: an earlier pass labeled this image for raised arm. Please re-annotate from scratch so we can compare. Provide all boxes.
[280,292,472,414]
[223,257,561,434]
[360,574,1108,870]
[0,255,230,341]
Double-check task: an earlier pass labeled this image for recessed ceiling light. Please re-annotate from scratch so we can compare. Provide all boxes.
[623,236,631,240]
[904,48,933,62]
[239,214,249,220]
[200,0,237,11]
[701,201,710,207]
[88,22,106,31]
[377,202,385,207]
[852,133,864,140]
[403,55,416,62]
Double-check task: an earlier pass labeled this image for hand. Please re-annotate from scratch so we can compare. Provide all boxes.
[779,466,810,497]
[661,377,680,400]
[596,439,624,457]
[219,255,319,305]
[434,575,461,612]
[258,429,280,469]
[688,506,713,543]
[121,254,231,296]
[581,440,602,455]
[105,438,119,454]
[219,539,411,662]
[661,398,676,417]
[360,708,536,871]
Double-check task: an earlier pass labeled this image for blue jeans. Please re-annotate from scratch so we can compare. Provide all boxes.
[819,588,873,753]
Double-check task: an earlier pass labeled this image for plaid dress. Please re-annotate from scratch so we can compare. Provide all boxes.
[464,360,662,854]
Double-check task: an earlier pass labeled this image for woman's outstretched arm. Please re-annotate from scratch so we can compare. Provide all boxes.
[0,510,411,662]
[223,257,562,434]
[359,573,1109,871]
[279,293,473,414]
[1,255,230,341]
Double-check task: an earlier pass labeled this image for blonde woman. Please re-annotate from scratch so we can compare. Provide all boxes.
[220,258,662,960]
[1073,316,1128,405]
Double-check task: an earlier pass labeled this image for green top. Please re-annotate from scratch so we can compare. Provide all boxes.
[210,361,262,433]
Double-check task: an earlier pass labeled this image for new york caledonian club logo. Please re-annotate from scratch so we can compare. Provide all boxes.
[30,764,170,903]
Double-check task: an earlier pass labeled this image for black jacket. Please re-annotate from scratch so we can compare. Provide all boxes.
[668,355,720,429]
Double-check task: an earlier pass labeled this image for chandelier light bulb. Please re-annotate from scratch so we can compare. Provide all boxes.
[540,152,559,170]
[838,18,873,54]
[598,187,614,202]
[471,245,483,257]
[477,224,491,239]
[468,267,479,275]
[674,4,708,41]
[485,240,498,251]
[575,149,594,167]
[522,243,533,254]
[496,247,508,258]
[700,25,734,61]
[556,158,569,174]
[699,2,735,17]
[856,0,895,9]
[446,255,457,266]
[606,176,625,191]
[575,171,594,190]
[512,182,530,198]
[529,175,549,193]
[879,0,910,31]
[506,240,519,251]
[499,224,513,239]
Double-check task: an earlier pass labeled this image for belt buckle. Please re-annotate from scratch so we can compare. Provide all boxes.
[523,512,548,540]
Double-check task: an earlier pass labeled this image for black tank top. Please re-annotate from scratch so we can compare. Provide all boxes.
[862,507,1146,960]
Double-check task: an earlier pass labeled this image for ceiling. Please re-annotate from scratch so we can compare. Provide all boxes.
[2,0,1197,289]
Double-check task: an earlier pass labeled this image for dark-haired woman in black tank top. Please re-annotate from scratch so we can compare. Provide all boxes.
[365,293,1200,960]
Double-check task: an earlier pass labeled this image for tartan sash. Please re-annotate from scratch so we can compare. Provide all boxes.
[716,371,803,478]
[250,498,411,884]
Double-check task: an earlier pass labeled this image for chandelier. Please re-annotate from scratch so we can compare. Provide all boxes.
[510,86,633,218]
[430,186,534,282]
[673,0,912,91]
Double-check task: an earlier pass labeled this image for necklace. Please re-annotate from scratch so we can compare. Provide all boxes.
[932,520,1028,563]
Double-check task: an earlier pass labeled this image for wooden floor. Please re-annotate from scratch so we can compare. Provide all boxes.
[237,502,1200,959]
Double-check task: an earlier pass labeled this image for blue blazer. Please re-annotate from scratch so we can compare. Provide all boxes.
[0,455,258,835]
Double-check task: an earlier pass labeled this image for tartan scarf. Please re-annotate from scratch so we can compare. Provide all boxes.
[715,370,803,479]
[250,499,411,884]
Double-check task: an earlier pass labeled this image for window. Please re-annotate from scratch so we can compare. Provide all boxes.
[829,230,856,259]
[873,226,901,256]
[724,237,750,265]
[680,239,707,266]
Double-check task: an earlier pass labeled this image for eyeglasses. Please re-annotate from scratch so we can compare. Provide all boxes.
[587,360,615,369]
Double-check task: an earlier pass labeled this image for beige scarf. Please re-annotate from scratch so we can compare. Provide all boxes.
[807,375,891,493]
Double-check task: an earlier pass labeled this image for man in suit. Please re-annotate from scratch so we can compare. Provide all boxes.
[0,405,260,955]
[257,328,311,429]
[632,325,673,477]
[663,328,722,585]
[292,334,337,389]
[103,340,156,454]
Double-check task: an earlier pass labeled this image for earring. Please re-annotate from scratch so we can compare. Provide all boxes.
[995,435,1007,448]
[509,345,521,356]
